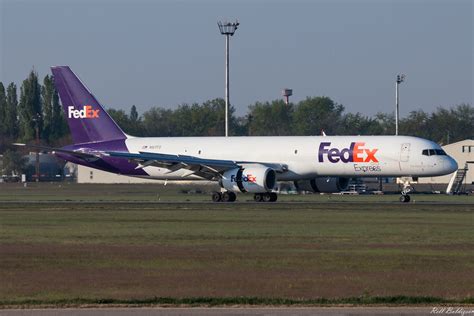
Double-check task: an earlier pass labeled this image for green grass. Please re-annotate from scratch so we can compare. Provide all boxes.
[0,183,473,306]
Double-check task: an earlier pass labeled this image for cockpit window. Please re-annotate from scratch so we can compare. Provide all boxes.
[422,149,447,156]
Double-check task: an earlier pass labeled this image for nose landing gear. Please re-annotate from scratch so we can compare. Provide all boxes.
[399,181,413,203]
[399,194,411,203]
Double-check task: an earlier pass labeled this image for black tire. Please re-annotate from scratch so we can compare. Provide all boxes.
[254,193,263,202]
[262,193,272,202]
[222,192,231,202]
[212,192,222,202]
[228,192,237,202]
[399,195,410,203]
[269,193,278,202]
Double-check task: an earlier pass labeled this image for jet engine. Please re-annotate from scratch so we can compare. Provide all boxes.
[294,177,350,193]
[221,166,276,193]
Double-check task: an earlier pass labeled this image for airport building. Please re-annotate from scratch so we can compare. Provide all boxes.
[418,139,474,185]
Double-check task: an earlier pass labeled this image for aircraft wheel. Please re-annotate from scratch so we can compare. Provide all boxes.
[228,192,237,202]
[212,191,222,202]
[262,193,272,202]
[399,195,410,203]
[222,192,237,202]
[269,193,278,202]
[254,193,263,202]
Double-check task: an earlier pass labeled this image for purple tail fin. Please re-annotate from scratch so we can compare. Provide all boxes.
[51,66,126,144]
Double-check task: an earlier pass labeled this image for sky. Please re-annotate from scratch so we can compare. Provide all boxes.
[1,0,472,117]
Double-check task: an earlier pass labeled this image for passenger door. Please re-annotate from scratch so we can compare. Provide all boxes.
[400,143,411,162]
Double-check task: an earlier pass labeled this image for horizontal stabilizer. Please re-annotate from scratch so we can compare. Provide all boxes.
[12,143,100,162]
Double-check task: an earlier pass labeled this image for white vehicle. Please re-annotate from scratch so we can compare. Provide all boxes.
[22,66,458,203]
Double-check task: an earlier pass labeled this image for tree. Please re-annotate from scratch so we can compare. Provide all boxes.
[130,105,139,122]
[50,78,69,145]
[108,108,132,133]
[0,83,7,151]
[428,104,474,144]
[341,112,383,135]
[372,112,395,135]
[1,149,27,176]
[142,107,176,137]
[128,105,143,136]
[399,110,430,139]
[138,98,238,137]
[233,115,250,136]
[450,104,474,141]
[185,98,236,136]
[293,97,344,135]
[18,70,42,142]
[5,83,19,141]
[41,75,54,142]
[40,75,68,144]
[247,100,293,136]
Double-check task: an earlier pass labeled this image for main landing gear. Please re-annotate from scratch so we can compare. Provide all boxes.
[211,192,278,202]
[211,191,237,202]
[254,192,278,202]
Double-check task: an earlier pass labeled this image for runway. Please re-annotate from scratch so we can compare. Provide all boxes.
[1,200,473,206]
[0,306,446,316]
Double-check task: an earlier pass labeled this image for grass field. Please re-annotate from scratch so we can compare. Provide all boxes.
[0,183,473,306]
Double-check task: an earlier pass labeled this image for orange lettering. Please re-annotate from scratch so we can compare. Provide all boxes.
[353,142,364,162]
[365,148,378,162]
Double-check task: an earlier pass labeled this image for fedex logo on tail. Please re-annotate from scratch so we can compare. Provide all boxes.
[318,142,378,163]
[68,105,100,119]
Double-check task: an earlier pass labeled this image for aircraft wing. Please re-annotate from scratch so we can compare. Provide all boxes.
[106,151,287,180]
[13,142,287,180]
[12,143,100,162]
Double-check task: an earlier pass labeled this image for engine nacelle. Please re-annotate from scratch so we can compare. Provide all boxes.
[294,177,350,193]
[221,166,276,193]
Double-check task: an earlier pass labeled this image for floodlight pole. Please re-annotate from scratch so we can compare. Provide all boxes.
[395,74,405,136]
[218,20,239,137]
[225,34,229,137]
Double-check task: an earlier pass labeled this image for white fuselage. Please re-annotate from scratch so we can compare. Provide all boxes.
[123,135,458,180]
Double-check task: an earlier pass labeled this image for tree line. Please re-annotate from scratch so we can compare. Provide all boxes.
[108,97,473,145]
[0,70,69,148]
[0,70,69,175]
[1,69,473,175]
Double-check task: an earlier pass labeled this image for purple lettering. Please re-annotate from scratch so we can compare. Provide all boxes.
[349,142,355,162]
[328,148,340,163]
[318,142,331,162]
[318,141,379,164]
[340,148,351,163]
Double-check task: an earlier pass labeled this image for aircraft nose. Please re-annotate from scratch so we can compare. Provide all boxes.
[445,157,458,174]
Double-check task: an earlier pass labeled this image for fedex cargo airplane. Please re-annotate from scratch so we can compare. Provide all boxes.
[19,66,458,202]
